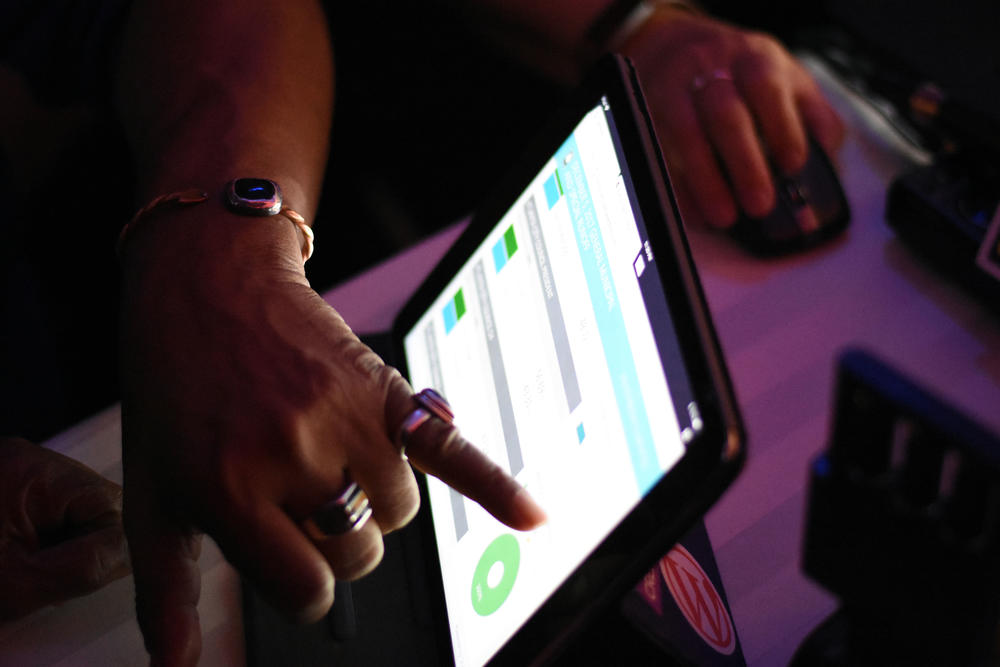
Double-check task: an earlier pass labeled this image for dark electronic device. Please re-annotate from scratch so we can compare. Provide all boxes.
[243,55,744,666]
[804,0,1000,308]
[791,349,1000,666]
[887,157,1000,308]
[729,138,850,256]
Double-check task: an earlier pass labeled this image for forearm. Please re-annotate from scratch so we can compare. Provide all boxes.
[115,0,333,219]
[456,0,694,81]
[113,0,337,394]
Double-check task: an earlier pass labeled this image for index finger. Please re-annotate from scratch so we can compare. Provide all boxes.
[385,389,546,531]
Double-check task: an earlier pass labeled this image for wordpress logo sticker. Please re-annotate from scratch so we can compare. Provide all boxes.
[660,544,736,654]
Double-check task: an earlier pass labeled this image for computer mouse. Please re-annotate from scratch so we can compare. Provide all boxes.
[729,137,850,256]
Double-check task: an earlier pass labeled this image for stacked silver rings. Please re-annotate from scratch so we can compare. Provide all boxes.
[312,478,372,535]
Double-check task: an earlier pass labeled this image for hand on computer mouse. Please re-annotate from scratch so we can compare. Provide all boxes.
[619,8,845,228]
[729,137,851,255]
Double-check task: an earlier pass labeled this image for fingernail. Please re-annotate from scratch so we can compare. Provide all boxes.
[513,489,547,529]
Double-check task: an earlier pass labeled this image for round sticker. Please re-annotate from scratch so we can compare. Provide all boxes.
[660,544,736,655]
[470,534,520,616]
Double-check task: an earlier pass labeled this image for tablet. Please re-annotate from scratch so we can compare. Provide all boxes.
[391,55,744,666]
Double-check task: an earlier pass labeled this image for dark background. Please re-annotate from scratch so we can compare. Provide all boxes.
[3,0,995,441]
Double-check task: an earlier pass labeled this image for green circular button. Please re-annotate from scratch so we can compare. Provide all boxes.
[470,534,520,616]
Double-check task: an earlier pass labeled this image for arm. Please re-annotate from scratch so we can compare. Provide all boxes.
[115,2,543,665]
[116,0,332,214]
[114,3,333,663]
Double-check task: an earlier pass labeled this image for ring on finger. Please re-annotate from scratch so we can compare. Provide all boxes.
[413,388,454,423]
[691,68,733,93]
[396,388,454,458]
[312,478,373,535]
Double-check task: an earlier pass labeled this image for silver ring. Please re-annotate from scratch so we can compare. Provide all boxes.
[691,68,733,93]
[396,389,454,458]
[312,479,372,535]
[413,388,454,424]
[398,408,431,459]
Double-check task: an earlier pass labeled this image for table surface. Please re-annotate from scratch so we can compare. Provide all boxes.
[3,58,998,667]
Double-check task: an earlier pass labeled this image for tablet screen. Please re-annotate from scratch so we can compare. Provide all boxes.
[402,94,708,666]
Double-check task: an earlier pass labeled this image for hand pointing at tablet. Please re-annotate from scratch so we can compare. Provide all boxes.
[115,2,543,665]
[119,205,545,664]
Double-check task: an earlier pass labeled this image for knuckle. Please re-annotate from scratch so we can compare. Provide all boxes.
[211,444,266,517]
[742,61,784,96]
[685,43,720,72]
[334,536,384,582]
[80,540,119,590]
[327,332,382,382]
[664,107,701,139]
[96,480,124,514]
[377,485,420,533]
[745,31,783,59]
[479,460,514,499]
[434,427,467,461]
[373,362,408,410]
[704,103,744,137]
[325,336,400,414]
[274,412,315,468]
[351,345,388,380]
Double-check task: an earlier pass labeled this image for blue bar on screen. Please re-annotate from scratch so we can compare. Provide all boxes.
[492,238,508,272]
[555,135,660,493]
[443,300,458,334]
[544,171,562,209]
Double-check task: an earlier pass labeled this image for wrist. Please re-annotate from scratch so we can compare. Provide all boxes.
[116,202,316,397]
[119,201,307,309]
[586,0,701,58]
[616,2,716,81]
[118,178,313,277]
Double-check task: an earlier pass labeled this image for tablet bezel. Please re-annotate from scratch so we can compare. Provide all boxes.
[391,54,744,666]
